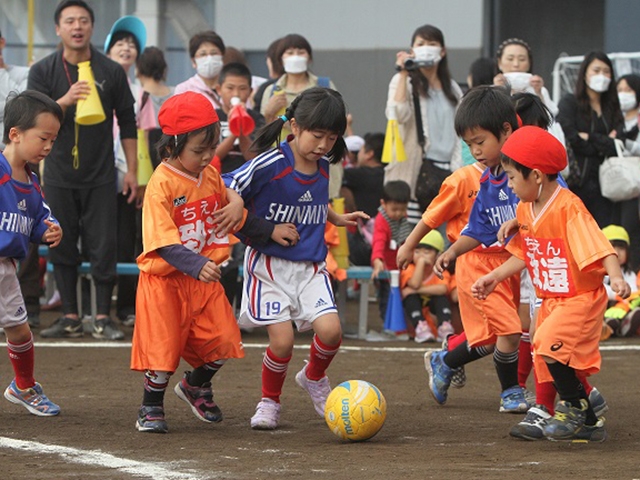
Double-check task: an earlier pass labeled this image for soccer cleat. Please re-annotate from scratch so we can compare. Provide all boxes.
[437,321,455,341]
[509,404,551,440]
[92,317,125,340]
[543,399,587,440]
[424,350,452,405]
[499,385,530,413]
[136,405,168,433]
[414,321,436,344]
[40,316,83,338]
[250,398,281,430]
[4,380,60,416]
[174,373,223,423]
[442,335,466,388]
[588,387,609,418]
[295,364,331,417]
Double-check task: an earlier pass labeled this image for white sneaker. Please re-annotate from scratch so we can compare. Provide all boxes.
[250,398,281,430]
[437,321,455,341]
[414,321,436,344]
[295,365,331,417]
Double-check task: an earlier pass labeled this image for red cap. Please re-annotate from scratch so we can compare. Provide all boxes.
[158,92,219,135]
[501,126,567,174]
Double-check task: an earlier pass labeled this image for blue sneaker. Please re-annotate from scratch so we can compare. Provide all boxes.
[4,380,60,416]
[588,387,609,418]
[543,399,587,440]
[424,350,452,405]
[136,405,168,433]
[499,385,529,413]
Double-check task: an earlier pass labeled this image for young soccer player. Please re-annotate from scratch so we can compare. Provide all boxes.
[472,126,630,441]
[1,90,63,416]
[131,91,297,433]
[224,87,367,430]
[426,86,528,412]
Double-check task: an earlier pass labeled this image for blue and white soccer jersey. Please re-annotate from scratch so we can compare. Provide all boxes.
[0,258,28,328]
[240,246,337,331]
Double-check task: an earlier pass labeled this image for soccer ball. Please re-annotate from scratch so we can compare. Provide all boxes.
[324,380,387,441]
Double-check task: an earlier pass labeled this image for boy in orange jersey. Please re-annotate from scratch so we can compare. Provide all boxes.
[400,230,453,343]
[473,126,630,442]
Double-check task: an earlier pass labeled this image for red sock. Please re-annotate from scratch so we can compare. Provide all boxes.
[261,347,291,403]
[306,335,341,381]
[446,331,467,351]
[7,333,35,390]
[576,372,593,395]
[534,367,556,415]
[517,331,533,387]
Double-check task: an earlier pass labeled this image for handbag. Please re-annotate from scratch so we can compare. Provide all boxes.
[599,139,640,201]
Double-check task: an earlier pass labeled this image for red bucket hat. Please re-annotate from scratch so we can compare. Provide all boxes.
[158,92,219,136]
[501,126,567,174]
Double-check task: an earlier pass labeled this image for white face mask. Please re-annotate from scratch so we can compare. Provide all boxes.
[283,55,308,74]
[412,45,442,67]
[503,72,532,92]
[195,55,223,79]
[618,92,637,112]
[588,74,611,93]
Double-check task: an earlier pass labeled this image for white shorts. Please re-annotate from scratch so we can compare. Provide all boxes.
[520,268,535,306]
[239,247,337,332]
[0,258,28,329]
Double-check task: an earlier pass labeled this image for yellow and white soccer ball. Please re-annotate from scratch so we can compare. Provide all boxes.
[324,380,387,441]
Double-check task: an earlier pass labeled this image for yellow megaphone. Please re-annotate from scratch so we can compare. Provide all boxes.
[329,198,350,269]
[381,118,406,163]
[76,61,105,125]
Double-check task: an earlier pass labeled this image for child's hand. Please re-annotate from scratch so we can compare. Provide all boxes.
[272,223,299,247]
[214,190,244,235]
[371,258,385,279]
[498,218,519,243]
[396,243,414,270]
[42,219,63,247]
[198,260,221,283]
[433,249,455,279]
[609,276,631,299]
[332,211,369,227]
[471,274,499,300]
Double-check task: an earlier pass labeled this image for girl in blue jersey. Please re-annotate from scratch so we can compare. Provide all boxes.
[224,87,366,430]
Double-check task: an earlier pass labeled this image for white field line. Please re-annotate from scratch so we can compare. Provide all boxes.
[0,437,212,479]
[0,342,639,353]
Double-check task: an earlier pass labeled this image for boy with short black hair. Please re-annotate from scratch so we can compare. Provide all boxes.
[214,62,265,174]
[1,90,64,416]
[472,125,630,441]
[427,86,528,412]
[371,180,412,320]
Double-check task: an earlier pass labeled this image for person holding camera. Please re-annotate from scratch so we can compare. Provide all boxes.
[384,24,462,221]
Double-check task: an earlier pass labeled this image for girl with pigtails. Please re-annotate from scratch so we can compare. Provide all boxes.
[223,87,367,430]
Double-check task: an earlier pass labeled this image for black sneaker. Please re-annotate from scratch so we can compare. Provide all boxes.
[136,405,168,433]
[92,317,125,340]
[40,317,83,338]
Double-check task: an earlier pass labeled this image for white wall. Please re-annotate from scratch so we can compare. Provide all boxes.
[214,0,483,51]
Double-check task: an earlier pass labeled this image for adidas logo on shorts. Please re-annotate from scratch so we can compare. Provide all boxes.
[14,306,25,317]
[314,298,328,308]
[498,189,509,201]
[298,190,313,202]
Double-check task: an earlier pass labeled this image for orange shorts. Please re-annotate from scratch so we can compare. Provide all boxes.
[131,271,244,372]
[456,250,521,347]
[533,288,606,383]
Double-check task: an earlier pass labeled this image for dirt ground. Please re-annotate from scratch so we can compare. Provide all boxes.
[0,304,639,480]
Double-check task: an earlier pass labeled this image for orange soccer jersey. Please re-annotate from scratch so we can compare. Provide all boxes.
[507,186,616,382]
[131,163,245,373]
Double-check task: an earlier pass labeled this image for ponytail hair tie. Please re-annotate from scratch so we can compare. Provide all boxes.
[279,114,288,122]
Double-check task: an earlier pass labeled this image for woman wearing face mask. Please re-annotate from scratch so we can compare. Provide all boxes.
[259,34,336,126]
[174,31,225,108]
[493,38,558,116]
[385,24,462,222]
[615,74,640,270]
[556,51,624,227]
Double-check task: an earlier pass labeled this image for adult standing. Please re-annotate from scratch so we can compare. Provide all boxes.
[385,24,462,221]
[30,0,137,339]
[0,29,42,328]
[556,51,624,228]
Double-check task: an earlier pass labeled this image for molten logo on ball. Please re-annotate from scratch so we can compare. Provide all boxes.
[324,380,386,441]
